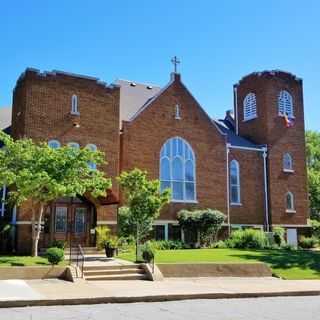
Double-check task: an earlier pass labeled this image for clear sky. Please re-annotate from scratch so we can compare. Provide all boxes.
[1,0,319,130]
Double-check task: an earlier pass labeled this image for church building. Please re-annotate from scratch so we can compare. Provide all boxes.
[0,62,309,253]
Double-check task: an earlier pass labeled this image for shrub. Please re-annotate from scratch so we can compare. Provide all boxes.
[141,242,155,263]
[281,243,297,251]
[104,235,119,249]
[299,236,318,249]
[226,229,268,249]
[95,226,111,250]
[46,247,64,265]
[49,240,66,249]
[273,227,285,247]
[310,219,320,238]
[211,240,227,249]
[149,240,186,250]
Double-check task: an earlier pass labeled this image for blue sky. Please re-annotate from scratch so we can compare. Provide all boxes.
[1,0,319,130]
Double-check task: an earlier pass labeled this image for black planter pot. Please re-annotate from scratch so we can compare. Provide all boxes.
[104,245,116,258]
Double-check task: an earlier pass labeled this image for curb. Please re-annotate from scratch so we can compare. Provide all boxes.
[1,290,320,308]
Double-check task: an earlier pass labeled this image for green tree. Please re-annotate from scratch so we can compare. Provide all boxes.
[118,168,170,261]
[306,130,320,219]
[0,132,111,256]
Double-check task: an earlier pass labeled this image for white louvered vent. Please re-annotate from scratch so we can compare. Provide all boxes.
[243,93,257,121]
[278,90,294,118]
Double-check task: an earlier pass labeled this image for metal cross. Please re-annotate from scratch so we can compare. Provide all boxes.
[171,56,180,73]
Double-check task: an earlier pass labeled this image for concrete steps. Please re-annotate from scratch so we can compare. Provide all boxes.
[83,264,148,281]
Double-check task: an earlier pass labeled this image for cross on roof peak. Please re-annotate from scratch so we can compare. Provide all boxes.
[171,56,180,73]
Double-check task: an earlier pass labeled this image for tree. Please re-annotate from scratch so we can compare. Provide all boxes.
[178,209,226,246]
[0,132,111,256]
[118,168,170,261]
[306,130,320,220]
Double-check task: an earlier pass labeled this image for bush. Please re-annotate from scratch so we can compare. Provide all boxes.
[281,243,297,251]
[299,236,318,249]
[226,229,268,249]
[273,227,285,247]
[310,219,320,238]
[49,240,66,249]
[95,226,111,250]
[211,240,227,249]
[141,242,155,263]
[149,240,186,250]
[46,247,64,265]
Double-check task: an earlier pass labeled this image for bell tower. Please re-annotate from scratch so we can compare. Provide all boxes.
[234,71,309,235]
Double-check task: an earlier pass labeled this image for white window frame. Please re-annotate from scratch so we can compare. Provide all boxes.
[67,142,80,149]
[243,93,257,121]
[160,137,197,203]
[175,104,181,120]
[278,90,294,118]
[283,153,294,173]
[86,144,97,170]
[286,192,296,213]
[230,159,241,205]
[71,94,79,115]
[48,140,61,149]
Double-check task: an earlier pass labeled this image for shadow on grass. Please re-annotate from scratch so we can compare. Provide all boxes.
[231,249,320,275]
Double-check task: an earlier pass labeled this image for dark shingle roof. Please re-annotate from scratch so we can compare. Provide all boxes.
[214,119,264,149]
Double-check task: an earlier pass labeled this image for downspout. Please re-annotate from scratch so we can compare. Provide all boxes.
[226,143,231,235]
[234,86,239,135]
[262,147,270,232]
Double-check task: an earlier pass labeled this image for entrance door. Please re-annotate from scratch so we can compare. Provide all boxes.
[71,206,88,246]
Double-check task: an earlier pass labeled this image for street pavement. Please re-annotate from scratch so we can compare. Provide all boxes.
[1,296,319,320]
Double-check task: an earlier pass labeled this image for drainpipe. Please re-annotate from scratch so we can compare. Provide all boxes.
[226,143,231,235]
[262,147,270,232]
[234,86,239,135]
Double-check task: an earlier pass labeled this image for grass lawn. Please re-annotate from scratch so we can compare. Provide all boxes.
[0,255,67,267]
[118,248,320,280]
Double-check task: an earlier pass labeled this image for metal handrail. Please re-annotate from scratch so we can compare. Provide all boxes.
[77,244,85,277]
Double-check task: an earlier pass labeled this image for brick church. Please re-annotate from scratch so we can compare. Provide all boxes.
[0,63,309,253]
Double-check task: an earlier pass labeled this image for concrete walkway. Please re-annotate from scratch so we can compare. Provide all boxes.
[1,277,320,307]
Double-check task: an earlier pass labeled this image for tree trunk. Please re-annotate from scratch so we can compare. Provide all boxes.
[31,203,44,257]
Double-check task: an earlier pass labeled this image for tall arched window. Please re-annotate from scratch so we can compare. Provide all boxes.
[86,144,97,170]
[283,153,293,172]
[286,192,295,212]
[71,94,79,114]
[48,140,61,149]
[160,137,196,202]
[278,90,293,118]
[230,160,241,204]
[243,93,257,121]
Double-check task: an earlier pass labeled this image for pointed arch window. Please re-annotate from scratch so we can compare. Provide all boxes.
[278,90,293,118]
[86,144,97,170]
[230,160,241,204]
[243,93,257,121]
[283,153,293,172]
[160,137,196,202]
[71,94,79,115]
[286,192,295,212]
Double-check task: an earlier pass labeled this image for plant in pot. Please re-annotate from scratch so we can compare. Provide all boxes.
[104,236,118,258]
[141,241,155,263]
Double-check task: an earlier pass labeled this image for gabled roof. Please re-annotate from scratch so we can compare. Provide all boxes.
[214,119,263,149]
[114,79,161,123]
[0,107,12,130]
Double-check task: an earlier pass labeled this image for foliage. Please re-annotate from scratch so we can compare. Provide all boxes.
[118,169,170,261]
[281,243,297,251]
[306,130,320,219]
[299,236,318,249]
[49,240,66,249]
[46,247,64,265]
[0,132,111,256]
[210,240,228,249]
[95,226,111,250]
[310,219,320,238]
[104,235,119,248]
[149,240,187,250]
[177,209,226,246]
[226,229,268,249]
[141,241,155,263]
[273,227,285,247]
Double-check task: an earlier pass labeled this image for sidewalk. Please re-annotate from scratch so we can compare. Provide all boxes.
[1,277,320,307]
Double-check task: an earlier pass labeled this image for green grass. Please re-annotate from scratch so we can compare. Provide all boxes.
[0,255,66,267]
[118,248,320,280]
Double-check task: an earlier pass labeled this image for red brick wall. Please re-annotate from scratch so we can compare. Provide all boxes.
[235,71,309,226]
[121,74,228,220]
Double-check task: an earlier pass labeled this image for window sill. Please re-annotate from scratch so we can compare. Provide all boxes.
[70,111,80,116]
[286,209,296,214]
[243,116,257,122]
[283,169,294,173]
[230,202,242,206]
[278,113,295,119]
[171,200,198,204]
